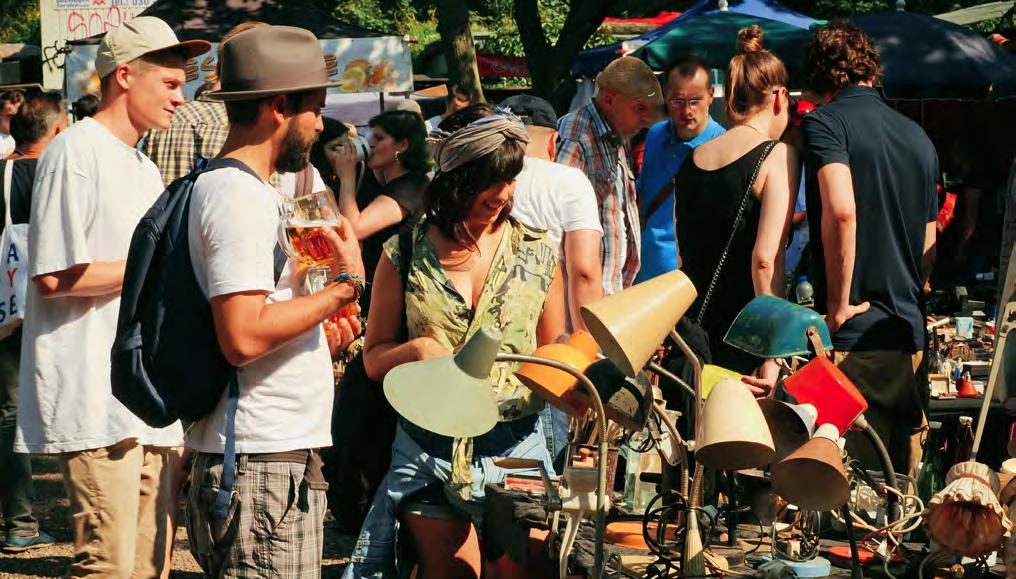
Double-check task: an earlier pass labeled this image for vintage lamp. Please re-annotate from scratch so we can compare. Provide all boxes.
[696,378,775,471]
[386,327,618,578]
[384,327,500,438]
[579,269,709,575]
[926,461,1011,557]
[771,423,850,512]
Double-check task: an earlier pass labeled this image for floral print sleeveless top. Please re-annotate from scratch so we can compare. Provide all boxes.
[383,217,558,421]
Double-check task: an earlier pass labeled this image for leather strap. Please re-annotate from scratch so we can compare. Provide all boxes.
[639,177,676,232]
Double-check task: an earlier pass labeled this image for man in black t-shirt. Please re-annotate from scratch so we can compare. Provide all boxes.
[802,23,938,479]
[0,89,65,552]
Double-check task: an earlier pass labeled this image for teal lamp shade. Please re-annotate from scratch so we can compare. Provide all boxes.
[383,328,501,438]
[723,296,832,358]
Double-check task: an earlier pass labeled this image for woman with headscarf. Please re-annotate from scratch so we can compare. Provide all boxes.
[342,111,566,579]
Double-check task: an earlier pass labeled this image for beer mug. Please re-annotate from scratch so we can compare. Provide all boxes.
[279,189,341,268]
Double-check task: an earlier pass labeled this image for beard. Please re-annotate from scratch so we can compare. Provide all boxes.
[275,122,317,174]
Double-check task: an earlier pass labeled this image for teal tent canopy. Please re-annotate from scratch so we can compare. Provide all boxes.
[633,12,821,77]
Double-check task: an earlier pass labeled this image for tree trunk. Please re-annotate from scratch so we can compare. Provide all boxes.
[436,0,485,103]
[514,0,609,112]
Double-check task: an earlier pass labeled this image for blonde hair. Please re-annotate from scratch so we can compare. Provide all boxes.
[724,25,789,121]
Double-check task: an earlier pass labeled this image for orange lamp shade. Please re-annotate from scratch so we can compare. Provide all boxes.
[783,356,868,436]
[604,520,677,549]
[516,331,599,417]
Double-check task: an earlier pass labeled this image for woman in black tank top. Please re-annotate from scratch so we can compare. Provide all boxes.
[672,25,798,391]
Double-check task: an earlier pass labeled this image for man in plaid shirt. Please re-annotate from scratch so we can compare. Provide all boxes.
[144,22,266,184]
[556,56,662,294]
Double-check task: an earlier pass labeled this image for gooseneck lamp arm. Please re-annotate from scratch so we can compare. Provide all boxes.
[853,414,901,523]
[496,353,608,579]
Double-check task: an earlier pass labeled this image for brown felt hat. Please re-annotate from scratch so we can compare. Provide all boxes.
[205,25,340,101]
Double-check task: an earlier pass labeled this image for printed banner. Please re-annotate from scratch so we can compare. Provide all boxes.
[65,36,413,102]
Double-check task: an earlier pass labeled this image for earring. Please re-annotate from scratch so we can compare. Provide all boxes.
[395,150,401,162]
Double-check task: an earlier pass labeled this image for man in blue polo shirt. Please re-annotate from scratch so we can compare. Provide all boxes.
[635,53,725,283]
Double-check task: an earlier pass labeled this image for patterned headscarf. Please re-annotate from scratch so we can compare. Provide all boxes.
[431,110,529,175]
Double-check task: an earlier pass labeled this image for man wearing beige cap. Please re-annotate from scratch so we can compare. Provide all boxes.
[555,56,663,295]
[14,16,208,577]
[182,25,363,578]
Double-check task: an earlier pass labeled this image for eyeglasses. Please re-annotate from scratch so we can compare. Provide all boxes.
[667,97,708,110]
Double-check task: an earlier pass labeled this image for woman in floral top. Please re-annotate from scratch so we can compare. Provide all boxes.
[342,111,565,579]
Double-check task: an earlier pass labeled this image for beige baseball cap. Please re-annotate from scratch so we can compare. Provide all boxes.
[95,16,211,78]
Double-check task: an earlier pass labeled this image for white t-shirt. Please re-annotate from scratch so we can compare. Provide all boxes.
[15,117,184,453]
[511,157,602,255]
[185,166,334,454]
[0,133,14,158]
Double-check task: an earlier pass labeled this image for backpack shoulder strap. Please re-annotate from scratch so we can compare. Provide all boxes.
[296,165,314,197]
[640,177,676,232]
[194,158,286,285]
[396,226,415,341]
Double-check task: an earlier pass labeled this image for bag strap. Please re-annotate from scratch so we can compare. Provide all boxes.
[2,160,12,229]
[396,226,414,341]
[639,178,676,232]
[296,165,314,198]
[199,157,281,523]
[695,140,777,325]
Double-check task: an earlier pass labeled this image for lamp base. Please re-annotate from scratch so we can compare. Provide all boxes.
[781,556,832,577]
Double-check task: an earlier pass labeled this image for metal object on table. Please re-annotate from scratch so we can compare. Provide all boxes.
[499,353,610,579]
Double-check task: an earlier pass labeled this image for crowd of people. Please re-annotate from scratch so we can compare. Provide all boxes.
[0,11,959,579]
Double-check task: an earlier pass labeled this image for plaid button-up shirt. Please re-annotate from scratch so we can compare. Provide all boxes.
[555,101,641,295]
[143,98,230,185]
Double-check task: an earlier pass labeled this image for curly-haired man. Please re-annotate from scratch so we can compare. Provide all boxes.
[801,21,938,480]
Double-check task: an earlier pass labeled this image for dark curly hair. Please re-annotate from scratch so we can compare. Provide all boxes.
[806,21,882,96]
[368,110,433,174]
[425,138,524,248]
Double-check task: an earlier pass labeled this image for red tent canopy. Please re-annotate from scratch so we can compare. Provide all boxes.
[603,11,682,27]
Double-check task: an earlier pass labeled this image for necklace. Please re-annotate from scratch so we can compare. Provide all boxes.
[741,123,766,137]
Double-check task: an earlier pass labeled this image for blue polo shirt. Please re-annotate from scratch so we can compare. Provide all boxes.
[634,116,725,283]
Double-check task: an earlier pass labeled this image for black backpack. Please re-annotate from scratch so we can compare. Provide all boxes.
[112,157,285,520]
[112,158,281,425]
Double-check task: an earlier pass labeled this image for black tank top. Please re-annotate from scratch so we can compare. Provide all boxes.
[674,140,776,374]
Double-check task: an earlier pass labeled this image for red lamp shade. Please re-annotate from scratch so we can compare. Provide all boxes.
[783,356,868,436]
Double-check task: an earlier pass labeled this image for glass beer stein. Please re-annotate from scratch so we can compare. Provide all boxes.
[277,189,357,322]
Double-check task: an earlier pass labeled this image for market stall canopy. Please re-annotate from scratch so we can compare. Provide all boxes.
[936,1,1014,26]
[854,11,1016,100]
[66,0,382,45]
[632,11,818,77]
[572,0,818,76]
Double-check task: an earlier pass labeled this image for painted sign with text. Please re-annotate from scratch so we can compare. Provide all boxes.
[64,36,413,102]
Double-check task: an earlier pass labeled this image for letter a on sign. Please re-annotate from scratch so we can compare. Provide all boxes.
[6,243,18,265]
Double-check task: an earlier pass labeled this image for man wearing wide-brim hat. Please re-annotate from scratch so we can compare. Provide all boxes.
[181,25,364,578]
[13,15,208,577]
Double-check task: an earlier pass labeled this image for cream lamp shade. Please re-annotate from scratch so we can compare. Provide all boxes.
[383,327,501,438]
[695,378,775,471]
[580,269,697,377]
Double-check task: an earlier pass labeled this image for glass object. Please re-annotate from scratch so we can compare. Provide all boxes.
[917,421,944,505]
[795,275,814,307]
[278,189,342,268]
[953,416,975,466]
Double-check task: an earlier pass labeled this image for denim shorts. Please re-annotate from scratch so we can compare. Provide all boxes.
[341,414,554,579]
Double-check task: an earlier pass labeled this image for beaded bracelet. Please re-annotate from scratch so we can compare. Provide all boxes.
[332,273,366,301]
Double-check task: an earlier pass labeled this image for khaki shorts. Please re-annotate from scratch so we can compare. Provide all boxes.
[835,350,927,484]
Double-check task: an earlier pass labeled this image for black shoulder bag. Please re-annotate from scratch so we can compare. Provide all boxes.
[322,227,415,533]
